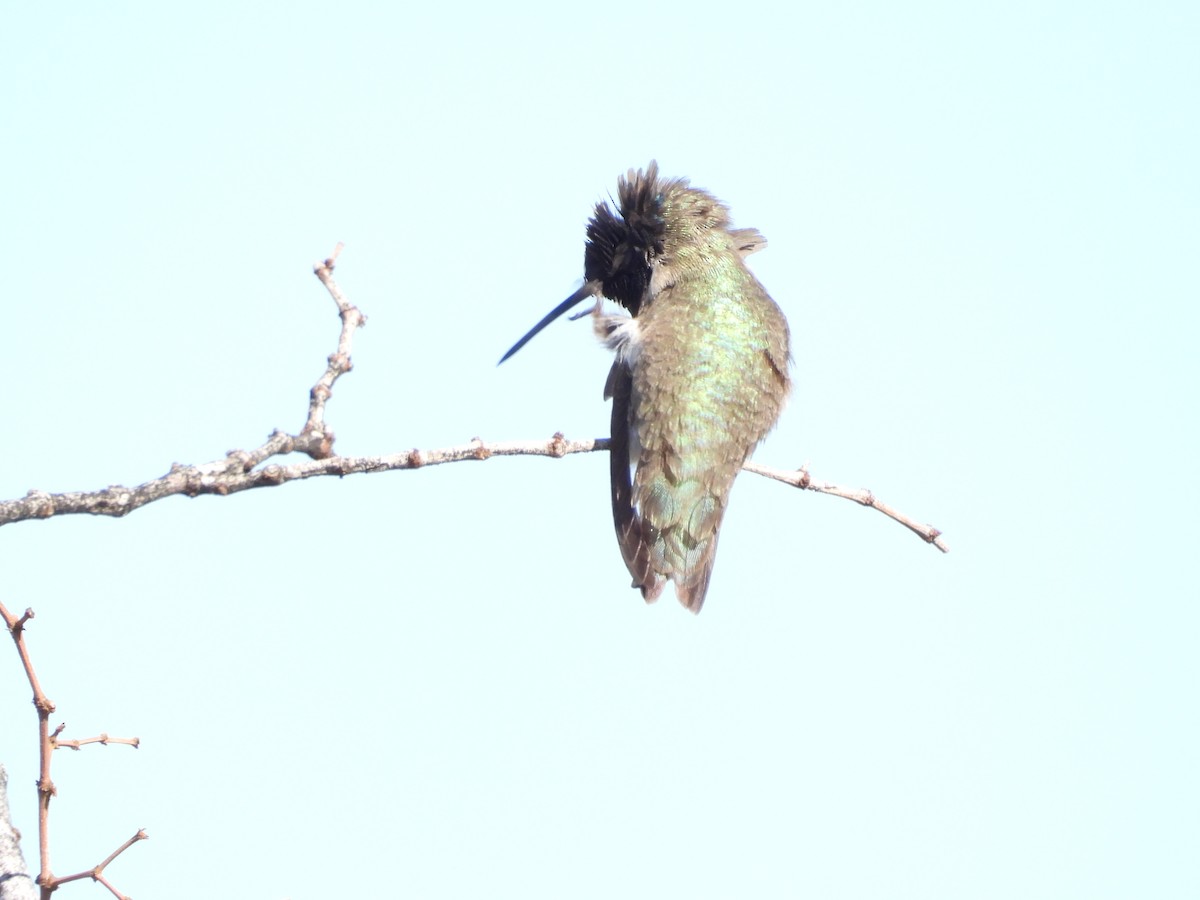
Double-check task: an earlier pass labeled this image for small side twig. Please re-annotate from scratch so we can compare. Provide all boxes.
[51,734,140,752]
[298,242,365,458]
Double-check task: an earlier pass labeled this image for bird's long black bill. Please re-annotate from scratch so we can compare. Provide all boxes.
[498,281,600,364]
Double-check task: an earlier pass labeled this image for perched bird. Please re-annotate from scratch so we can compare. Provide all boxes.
[501,162,791,612]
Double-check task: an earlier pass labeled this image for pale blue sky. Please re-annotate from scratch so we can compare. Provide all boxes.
[3,3,1197,898]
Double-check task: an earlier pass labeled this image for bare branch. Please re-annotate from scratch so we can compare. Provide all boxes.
[743,461,949,552]
[0,437,946,552]
[0,244,948,553]
[1,605,56,892]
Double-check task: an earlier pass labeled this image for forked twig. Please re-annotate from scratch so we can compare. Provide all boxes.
[48,830,147,900]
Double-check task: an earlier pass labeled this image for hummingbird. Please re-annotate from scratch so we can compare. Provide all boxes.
[500,162,791,613]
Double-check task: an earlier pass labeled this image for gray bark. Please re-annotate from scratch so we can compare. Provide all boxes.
[0,766,34,900]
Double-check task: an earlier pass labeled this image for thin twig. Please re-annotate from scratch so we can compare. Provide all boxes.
[1,605,56,893]
[0,438,946,552]
[298,242,365,458]
[743,461,949,552]
[52,735,140,752]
